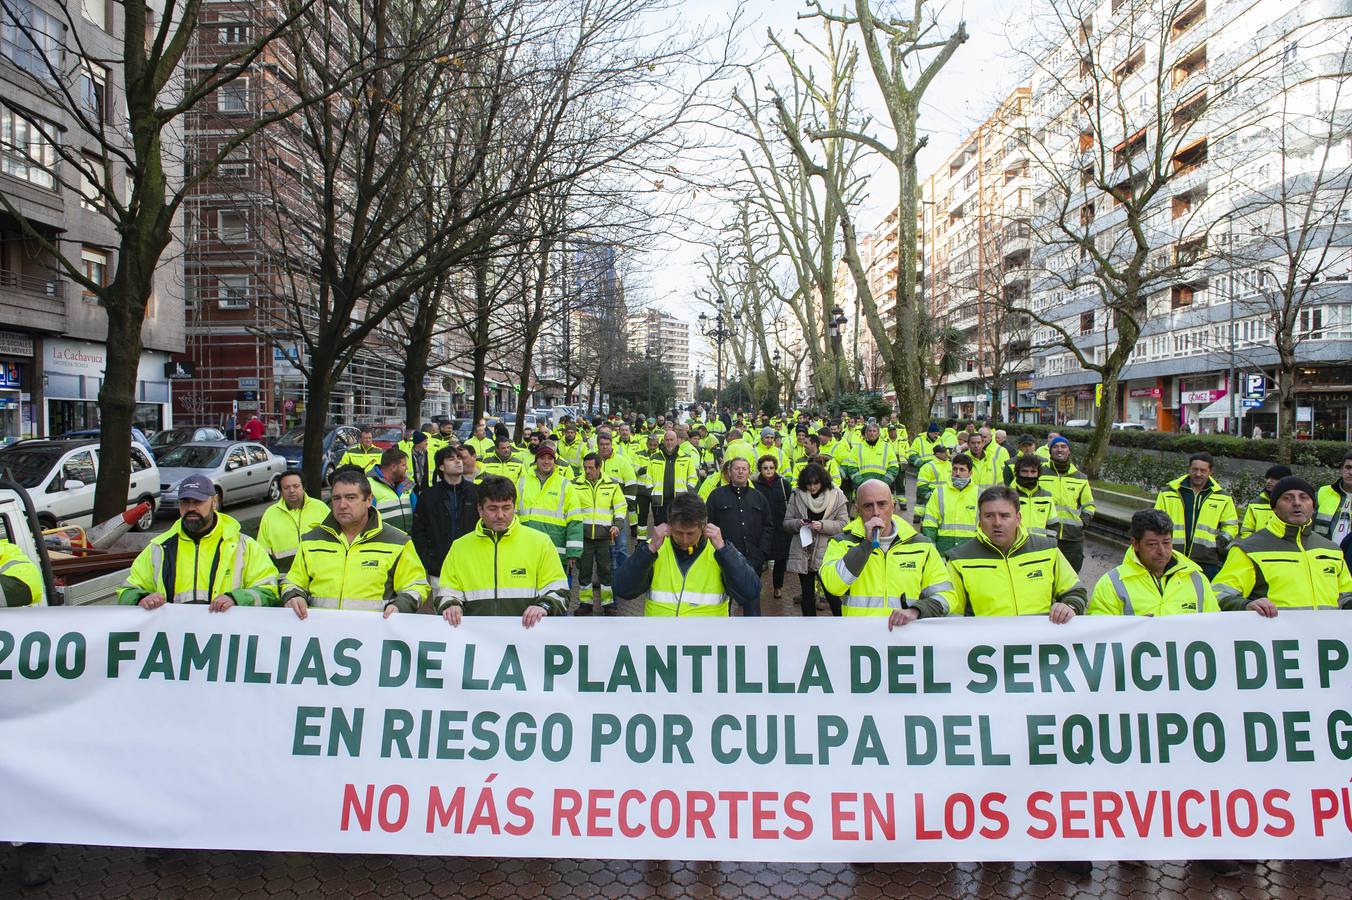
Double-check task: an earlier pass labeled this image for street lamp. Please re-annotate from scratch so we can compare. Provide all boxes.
[698,301,730,413]
[827,305,847,403]
[772,349,783,413]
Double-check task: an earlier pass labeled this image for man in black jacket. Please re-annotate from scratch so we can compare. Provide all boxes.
[706,456,772,616]
[411,444,479,582]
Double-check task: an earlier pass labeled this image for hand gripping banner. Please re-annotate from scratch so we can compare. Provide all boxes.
[2,606,1351,861]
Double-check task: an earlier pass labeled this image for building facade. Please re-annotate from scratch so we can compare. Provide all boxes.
[0,0,182,440]
[627,308,692,403]
[1024,0,1352,438]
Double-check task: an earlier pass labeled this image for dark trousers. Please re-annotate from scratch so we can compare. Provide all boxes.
[770,535,790,591]
[799,572,841,617]
[1060,540,1084,573]
[577,537,613,608]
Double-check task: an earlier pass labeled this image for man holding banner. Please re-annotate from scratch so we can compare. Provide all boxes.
[820,478,953,625]
[1214,475,1352,615]
[437,475,569,627]
[943,485,1086,621]
[613,492,760,616]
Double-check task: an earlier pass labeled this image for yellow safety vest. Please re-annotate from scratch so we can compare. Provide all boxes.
[1089,548,1218,616]
[646,539,729,617]
[281,510,428,613]
[255,495,329,573]
[819,515,954,617]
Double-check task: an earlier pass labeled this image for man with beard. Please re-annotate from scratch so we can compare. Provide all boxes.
[118,474,279,610]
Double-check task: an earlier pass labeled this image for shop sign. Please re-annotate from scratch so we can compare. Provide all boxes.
[164,360,194,380]
[238,377,259,390]
[1244,374,1266,399]
[1129,387,1162,398]
[0,331,34,357]
[1181,389,1224,405]
[45,339,106,378]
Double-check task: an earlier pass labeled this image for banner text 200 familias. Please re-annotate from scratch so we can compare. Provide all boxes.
[3,607,1351,861]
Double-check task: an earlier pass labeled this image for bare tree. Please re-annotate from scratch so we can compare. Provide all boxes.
[0,0,355,520]
[771,0,966,430]
[1011,0,1266,475]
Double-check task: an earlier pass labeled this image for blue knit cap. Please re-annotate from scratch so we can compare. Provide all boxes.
[1049,436,1070,448]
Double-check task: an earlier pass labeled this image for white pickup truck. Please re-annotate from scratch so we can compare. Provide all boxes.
[0,482,129,606]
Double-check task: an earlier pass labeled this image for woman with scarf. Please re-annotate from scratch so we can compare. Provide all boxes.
[782,462,849,616]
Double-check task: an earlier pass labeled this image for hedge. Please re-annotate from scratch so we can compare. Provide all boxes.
[990,422,1350,468]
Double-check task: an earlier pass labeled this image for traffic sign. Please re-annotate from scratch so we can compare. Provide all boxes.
[1242,398,1263,409]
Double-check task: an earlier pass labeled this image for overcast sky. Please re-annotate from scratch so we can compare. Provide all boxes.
[636,0,1035,369]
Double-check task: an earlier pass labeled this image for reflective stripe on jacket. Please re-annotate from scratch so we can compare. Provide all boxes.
[119,514,279,608]
[1089,548,1217,616]
[1039,463,1095,544]
[945,529,1086,616]
[280,509,428,613]
[1213,520,1352,611]
[921,482,980,554]
[819,515,954,618]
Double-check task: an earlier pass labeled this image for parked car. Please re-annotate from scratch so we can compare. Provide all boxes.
[271,425,361,483]
[1063,419,1093,428]
[157,441,287,509]
[61,427,155,454]
[369,424,406,449]
[0,439,159,530]
[146,426,228,459]
[1111,421,1148,431]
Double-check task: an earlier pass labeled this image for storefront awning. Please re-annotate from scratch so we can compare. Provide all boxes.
[1197,395,1274,419]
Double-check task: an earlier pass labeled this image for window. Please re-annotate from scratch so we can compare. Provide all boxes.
[215,145,250,178]
[1173,90,1206,128]
[1282,42,1298,66]
[1299,307,1324,339]
[79,153,105,211]
[78,60,107,123]
[1171,1,1205,40]
[130,447,152,472]
[81,0,107,29]
[1176,236,1205,265]
[217,274,251,307]
[217,77,250,113]
[247,445,268,465]
[59,450,96,488]
[1113,129,1147,170]
[217,211,249,242]
[81,248,109,298]
[226,447,248,471]
[1080,311,1094,334]
[1172,138,1208,175]
[1172,44,1206,87]
[1171,285,1194,309]
[217,23,249,43]
[1113,48,1145,83]
[0,107,58,189]
[1,0,65,84]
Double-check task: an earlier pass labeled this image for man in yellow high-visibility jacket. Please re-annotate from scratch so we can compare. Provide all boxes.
[338,429,382,472]
[921,453,981,554]
[119,474,279,612]
[1039,436,1095,572]
[1214,476,1352,615]
[256,470,329,573]
[281,469,428,618]
[572,453,628,615]
[436,475,569,627]
[1152,452,1238,579]
[613,493,761,616]
[0,539,44,606]
[1315,450,1352,546]
[820,479,953,626]
[1090,509,1218,616]
[941,485,1086,621]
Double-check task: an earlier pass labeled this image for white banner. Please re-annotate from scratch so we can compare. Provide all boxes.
[2,607,1352,862]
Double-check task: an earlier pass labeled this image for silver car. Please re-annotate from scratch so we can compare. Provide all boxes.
[157,441,287,509]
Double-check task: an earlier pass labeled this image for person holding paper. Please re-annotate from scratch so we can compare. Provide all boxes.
[782,462,849,616]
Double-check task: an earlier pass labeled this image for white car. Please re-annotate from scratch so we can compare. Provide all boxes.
[0,439,159,530]
[1111,421,1148,431]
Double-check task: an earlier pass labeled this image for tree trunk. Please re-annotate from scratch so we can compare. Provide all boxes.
[1082,376,1119,479]
[403,335,431,429]
[471,259,490,422]
[92,283,149,523]
[1276,359,1295,465]
[298,362,336,495]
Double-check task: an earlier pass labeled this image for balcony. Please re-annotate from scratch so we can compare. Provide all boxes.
[0,270,65,333]
[1004,266,1032,288]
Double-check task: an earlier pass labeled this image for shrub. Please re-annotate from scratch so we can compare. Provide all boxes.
[991,422,1348,467]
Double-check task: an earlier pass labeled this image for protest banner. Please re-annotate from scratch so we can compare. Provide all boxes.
[2,606,1351,861]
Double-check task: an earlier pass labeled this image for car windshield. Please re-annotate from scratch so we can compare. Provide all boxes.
[373,428,402,443]
[0,448,61,488]
[275,428,305,448]
[158,445,225,468]
[149,429,189,447]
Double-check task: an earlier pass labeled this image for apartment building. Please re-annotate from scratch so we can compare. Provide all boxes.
[628,308,692,402]
[915,87,1036,422]
[0,0,183,439]
[1024,0,1352,437]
